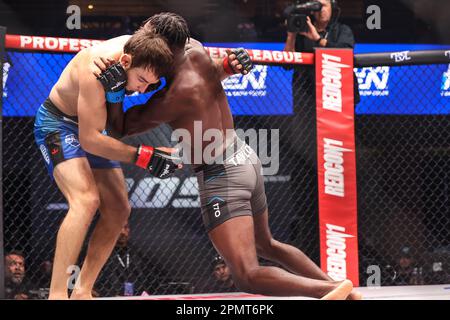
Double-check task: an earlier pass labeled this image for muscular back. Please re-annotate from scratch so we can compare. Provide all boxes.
[124,38,235,163]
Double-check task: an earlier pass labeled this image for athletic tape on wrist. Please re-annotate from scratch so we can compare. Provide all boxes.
[106,88,126,103]
[223,56,235,75]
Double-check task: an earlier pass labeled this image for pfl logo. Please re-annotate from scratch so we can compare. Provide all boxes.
[390,51,411,63]
[222,65,267,97]
[355,67,390,96]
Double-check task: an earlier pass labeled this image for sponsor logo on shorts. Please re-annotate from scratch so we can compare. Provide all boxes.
[207,196,225,218]
[228,145,253,166]
[355,67,390,97]
[212,203,221,218]
[40,144,50,164]
[222,65,267,97]
[160,164,172,179]
[326,224,354,281]
[390,51,411,63]
[65,134,80,148]
[321,54,350,113]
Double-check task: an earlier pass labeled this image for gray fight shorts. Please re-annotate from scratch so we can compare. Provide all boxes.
[194,136,268,232]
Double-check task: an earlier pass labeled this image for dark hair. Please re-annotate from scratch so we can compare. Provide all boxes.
[141,12,190,50]
[212,255,225,267]
[123,27,174,77]
[5,250,25,259]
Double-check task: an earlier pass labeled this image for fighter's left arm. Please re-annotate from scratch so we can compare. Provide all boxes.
[188,38,253,81]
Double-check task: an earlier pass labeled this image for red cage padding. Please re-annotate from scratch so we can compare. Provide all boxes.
[5,34,314,65]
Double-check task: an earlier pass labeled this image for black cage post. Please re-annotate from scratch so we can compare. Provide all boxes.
[0,25,6,300]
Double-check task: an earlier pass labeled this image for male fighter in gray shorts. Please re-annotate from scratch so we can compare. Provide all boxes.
[100,12,361,299]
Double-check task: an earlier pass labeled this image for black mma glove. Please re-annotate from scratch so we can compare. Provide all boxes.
[223,47,253,75]
[135,145,180,179]
[96,62,127,103]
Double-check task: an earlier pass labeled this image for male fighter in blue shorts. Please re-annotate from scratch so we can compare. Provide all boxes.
[34,27,180,299]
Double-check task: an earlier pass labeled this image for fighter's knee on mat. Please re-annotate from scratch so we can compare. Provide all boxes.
[230,266,261,293]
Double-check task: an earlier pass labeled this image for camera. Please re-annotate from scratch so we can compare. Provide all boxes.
[286,1,323,33]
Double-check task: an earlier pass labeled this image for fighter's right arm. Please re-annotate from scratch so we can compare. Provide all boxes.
[77,75,181,177]
[77,72,137,163]
[106,101,125,139]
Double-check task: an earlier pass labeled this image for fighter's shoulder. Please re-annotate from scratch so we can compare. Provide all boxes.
[185,38,214,68]
[170,71,205,102]
[68,53,104,97]
[81,35,129,75]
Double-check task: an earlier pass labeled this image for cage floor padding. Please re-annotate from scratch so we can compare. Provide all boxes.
[99,284,450,300]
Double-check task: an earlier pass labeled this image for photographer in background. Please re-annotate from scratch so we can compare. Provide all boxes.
[281,0,358,262]
[284,0,359,103]
[284,0,356,53]
[284,0,358,102]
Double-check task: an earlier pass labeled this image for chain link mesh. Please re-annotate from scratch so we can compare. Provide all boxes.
[2,49,449,299]
[356,64,450,286]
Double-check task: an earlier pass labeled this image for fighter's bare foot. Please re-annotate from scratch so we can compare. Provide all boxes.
[320,280,354,300]
[48,294,69,300]
[70,290,93,300]
[348,289,363,300]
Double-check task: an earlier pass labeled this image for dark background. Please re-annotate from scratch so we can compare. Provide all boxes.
[0,0,449,43]
[1,0,449,298]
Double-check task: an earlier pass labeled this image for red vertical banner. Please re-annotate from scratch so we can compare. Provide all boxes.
[315,48,359,286]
